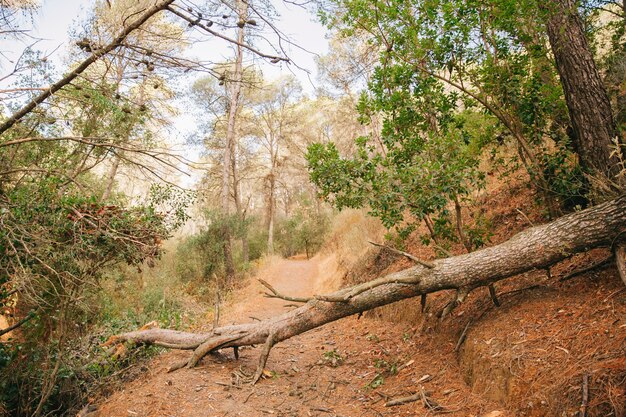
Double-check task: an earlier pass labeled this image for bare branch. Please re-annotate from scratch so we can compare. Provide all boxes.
[166,5,289,64]
[0,312,35,338]
[257,278,310,303]
[0,0,175,135]
[368,240,435,269]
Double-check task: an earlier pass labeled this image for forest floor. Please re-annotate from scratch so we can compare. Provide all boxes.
[95,256,505,417]
[95,202,625,417]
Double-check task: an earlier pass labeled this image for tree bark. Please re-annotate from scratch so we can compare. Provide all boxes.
[543,0,624,184]
[220,0,247,283]
[101,155,121,201]
[232,142,249,264]
[109,195,626,381]
[266,170,276,255]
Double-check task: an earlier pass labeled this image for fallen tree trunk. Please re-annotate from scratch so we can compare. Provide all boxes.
[108,195,626,382]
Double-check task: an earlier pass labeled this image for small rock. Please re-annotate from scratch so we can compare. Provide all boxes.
[480,411,504,417]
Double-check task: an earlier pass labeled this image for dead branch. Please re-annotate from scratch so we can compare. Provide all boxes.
[385,392,422,407]
[488,284,501,306]
[0,312,35,338]
[580,374,589,417]
[314,273,422,302]
[108,196,626,384]
[558,256,614,282]
[454,320,472,352]
[166,5,288,63]
[252,331,276,384]
[368,240,435,269]
[257,278,310,303]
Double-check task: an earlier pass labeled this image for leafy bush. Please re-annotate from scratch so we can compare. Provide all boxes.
[275,204,330,258]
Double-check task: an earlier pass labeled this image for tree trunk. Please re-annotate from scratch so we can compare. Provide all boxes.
[232,142,249,264]
[220,0,247,283]
[101,155,121,201]
[266,171,276,255]
[109,195,626,382]
[543,0,623,184]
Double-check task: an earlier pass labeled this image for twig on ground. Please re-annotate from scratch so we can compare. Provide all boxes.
[580,374,589,417]
[454,320,472,352]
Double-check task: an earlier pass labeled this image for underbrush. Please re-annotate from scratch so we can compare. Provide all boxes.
[0,247,206,417]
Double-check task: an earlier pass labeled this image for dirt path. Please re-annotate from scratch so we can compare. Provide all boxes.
[226,257,318,323]
[96,257,499,417]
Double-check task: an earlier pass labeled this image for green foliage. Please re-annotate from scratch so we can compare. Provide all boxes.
[0,175,179,416]
[274,199,330,258]
[307,77,487,248]
[173,211,260,288]
[365,373,385,390]
[315,0,592,223]
[322,349,344,367]
[309,0,606,251]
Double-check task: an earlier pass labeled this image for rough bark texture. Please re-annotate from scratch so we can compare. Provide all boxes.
[109,196,626,378]
[266,170,276,254]
[543,0,623,181]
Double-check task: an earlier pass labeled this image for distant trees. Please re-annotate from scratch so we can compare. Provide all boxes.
[191,72,330,263]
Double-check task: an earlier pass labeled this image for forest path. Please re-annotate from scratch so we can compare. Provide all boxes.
[226,256,319,323]
[96,256,494,417]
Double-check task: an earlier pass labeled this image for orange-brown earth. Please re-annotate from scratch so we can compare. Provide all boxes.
[96,186,625,417]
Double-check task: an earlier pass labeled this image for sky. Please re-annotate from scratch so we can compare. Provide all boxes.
[1,0,330,91]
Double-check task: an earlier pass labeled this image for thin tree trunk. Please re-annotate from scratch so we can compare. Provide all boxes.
[543,0,623,184]
[454,195,472,253]
[266,171,276,255]
[101,155,121,201]
[111,195,626,381]
[220,0,248,282]
[232,142,249,264]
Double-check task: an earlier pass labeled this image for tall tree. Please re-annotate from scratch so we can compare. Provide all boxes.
[543,0,625,187]
[220,0,248,282]
[247,76,302,254]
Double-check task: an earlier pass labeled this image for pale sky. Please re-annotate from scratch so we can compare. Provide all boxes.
[1,0,329,90]
[0,0,331,187]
